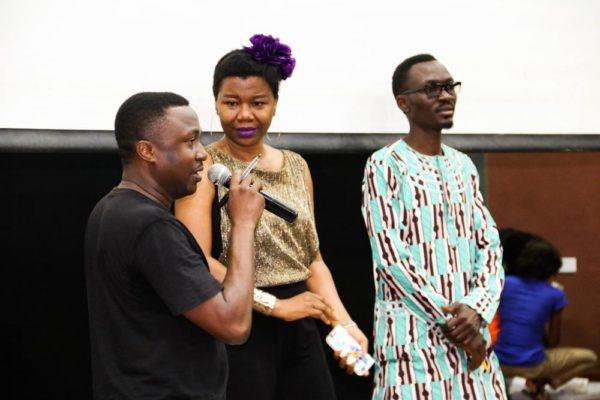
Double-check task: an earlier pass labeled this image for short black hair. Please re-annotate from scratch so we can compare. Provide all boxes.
[392,53,437,97]
[499,227,535,272]
[501,228,562,281]
[213,49,282,99]
[114,92,189,161]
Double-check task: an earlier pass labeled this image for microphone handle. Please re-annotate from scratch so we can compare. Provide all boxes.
[217,193,229,208]
[216,186,298,223]
[260,191,298,223]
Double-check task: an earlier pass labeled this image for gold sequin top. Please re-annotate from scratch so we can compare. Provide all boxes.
[208,145,318,287]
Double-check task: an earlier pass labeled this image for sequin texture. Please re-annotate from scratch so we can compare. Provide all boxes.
[208,145,317,287]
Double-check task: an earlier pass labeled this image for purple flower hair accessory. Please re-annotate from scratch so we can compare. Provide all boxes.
[243,34,296,80]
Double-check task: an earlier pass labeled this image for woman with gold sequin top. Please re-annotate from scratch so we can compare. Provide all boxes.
[175,34,369,399]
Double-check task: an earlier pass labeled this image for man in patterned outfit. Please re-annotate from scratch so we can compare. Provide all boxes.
[361,54,507,399]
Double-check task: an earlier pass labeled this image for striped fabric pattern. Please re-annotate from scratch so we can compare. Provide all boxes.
[361,140,506,399]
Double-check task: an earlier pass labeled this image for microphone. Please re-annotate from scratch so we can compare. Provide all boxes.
[208,163,299,223]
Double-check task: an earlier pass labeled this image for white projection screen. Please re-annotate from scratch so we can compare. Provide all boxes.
[1,0,599,134]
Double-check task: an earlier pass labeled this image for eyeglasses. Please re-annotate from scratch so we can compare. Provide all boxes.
[400,81,461,98]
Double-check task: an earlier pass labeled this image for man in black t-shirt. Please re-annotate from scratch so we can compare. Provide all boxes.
[85,92,264,399]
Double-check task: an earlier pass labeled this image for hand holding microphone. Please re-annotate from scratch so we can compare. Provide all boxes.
[208,163,299,223]
[215,155,260,208]
[225,169,265,229]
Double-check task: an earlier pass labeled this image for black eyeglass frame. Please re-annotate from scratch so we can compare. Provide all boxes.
[400,81,462,98]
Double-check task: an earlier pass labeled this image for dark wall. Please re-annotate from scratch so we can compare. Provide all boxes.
[2,152,375,399]
[304,153,376,399]
[3,154,119,399]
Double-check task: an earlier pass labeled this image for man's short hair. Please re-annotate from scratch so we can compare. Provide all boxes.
[114,92,189,161]
[392,54,437,97]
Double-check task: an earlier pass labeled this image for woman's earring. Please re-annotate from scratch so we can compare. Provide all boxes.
[209,113,224,141]
[267,119,281,142]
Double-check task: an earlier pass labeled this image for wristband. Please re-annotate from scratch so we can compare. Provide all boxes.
[253,288,277,316]
[340,320,357,329]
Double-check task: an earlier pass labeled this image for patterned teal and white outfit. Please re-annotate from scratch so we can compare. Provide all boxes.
[361,140,507,399]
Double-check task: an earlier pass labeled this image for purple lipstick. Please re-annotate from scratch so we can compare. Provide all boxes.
[236,127,257,138]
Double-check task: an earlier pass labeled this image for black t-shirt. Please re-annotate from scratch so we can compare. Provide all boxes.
[85,189,226,399]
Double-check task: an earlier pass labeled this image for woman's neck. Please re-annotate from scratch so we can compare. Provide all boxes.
[219,138,266,162]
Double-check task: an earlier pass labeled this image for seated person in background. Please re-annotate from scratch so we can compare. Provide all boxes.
[494,230,598,399]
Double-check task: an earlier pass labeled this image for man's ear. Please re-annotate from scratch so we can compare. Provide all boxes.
[396,95,409,115]
[136,140,156,163]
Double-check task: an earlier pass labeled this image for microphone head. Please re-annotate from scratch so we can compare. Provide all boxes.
[207,163,232,186]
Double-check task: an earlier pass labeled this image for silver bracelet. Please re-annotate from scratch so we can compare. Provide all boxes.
[253,288,277,316]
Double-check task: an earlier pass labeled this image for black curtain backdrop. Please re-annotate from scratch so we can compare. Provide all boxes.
[2,152,375,400]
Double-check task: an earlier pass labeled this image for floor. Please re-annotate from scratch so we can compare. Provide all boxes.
[507,377,600,400]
